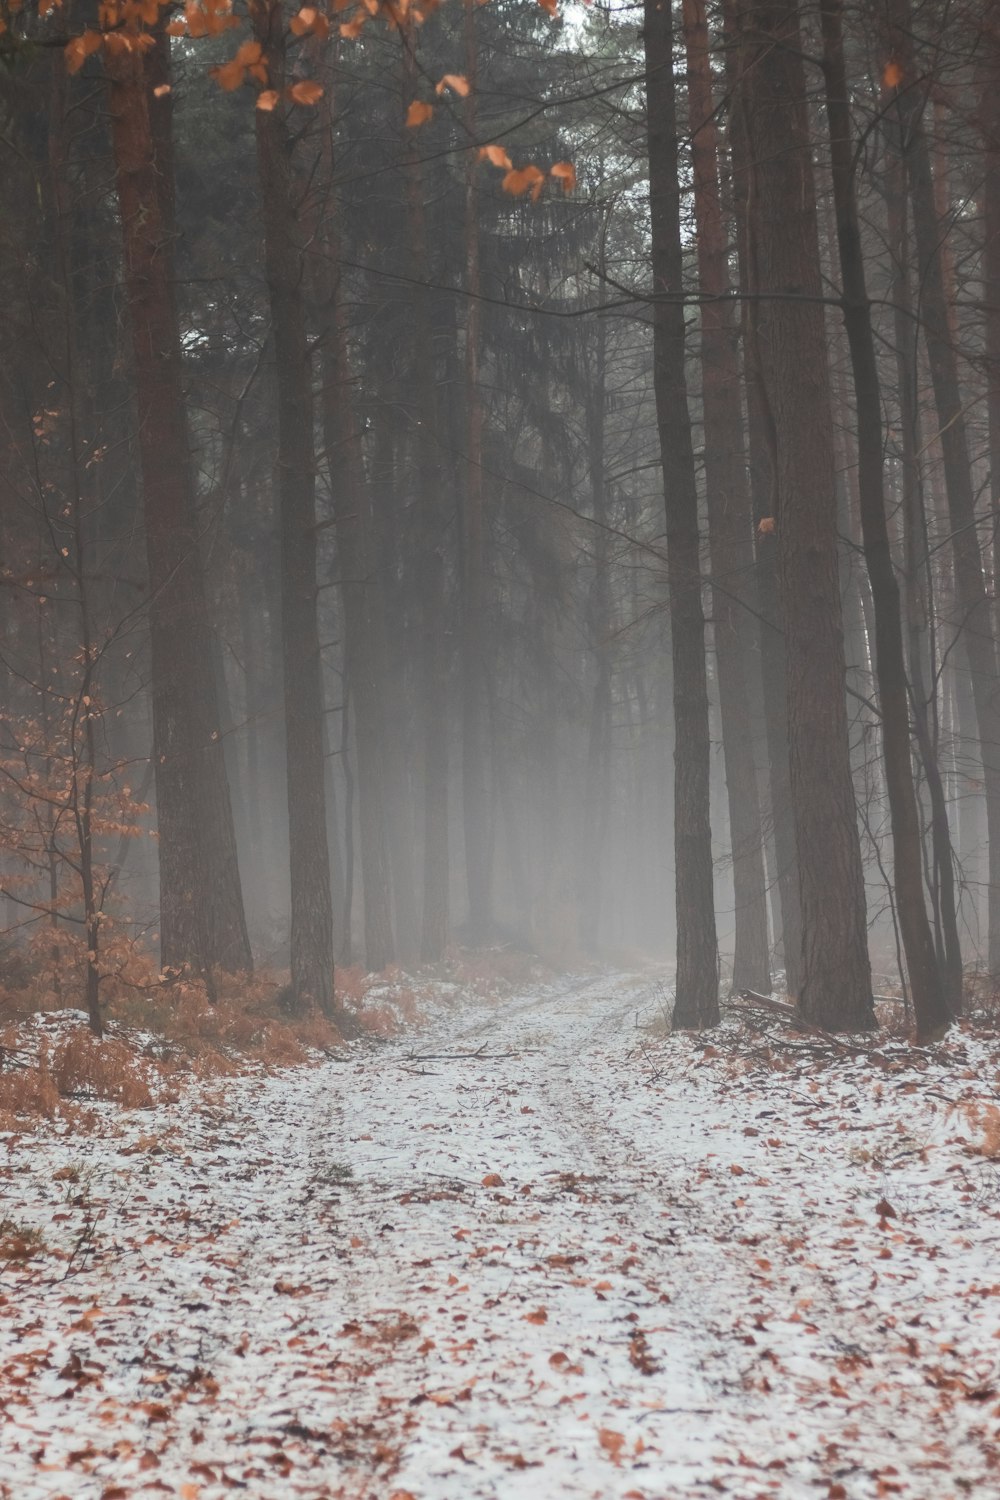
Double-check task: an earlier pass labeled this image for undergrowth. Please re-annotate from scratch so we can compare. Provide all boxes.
[0,943,528,1133]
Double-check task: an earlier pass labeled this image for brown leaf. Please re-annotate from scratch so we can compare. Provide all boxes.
[436,73,470,97]
[599,1428,626,1463]
[502,165,545,200]
[290,79,323,106]
[549,160,576,192]
[479,144,513,170]
[523,1307,548,1324]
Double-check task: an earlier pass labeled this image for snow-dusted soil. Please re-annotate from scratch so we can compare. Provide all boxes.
[2,975,1000,1499]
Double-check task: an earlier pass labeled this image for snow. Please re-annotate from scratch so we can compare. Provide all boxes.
[2,973,999,1498]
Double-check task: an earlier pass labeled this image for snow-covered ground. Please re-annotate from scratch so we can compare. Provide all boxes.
[2,974,999,1498]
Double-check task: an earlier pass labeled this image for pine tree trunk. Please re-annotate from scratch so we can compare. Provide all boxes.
[722,0,802,997]
[402,31,450,963]
[314,61,395,973]
[886,0,1000,979]
[459,0,493,946]
[734,0,873,1030]
[682,0,770,995]
[885,150,963,1012]
[105,42,251,978]
[252,0,334,1014]
[820,0,947,1039]
[643,0,719,1027]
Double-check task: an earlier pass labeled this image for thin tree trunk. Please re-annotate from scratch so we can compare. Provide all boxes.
[886,137,964,1014]
[105,41,251,978]
[643,0,719,1027]
[252,0,334,1014]
[578,312,613,952]
[314,61,395,973]
[886,0,1000,978]
[682,0,770,995]
[460,0,493,945]
[402,28,449,963]
[734,0,873,1030]
[819,0,947,1039]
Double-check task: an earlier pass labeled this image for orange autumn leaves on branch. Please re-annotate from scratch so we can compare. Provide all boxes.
[57,0,562,86]
[59,0,571,186]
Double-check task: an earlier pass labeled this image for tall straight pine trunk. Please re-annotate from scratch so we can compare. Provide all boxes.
[460,0,493,944]
[819,0,947,1039]
[734,0,873,1030]
[682,0,770,995]
[402,26,449,962]
[252,1,334,1014]
[885,0,1000,980]
[314,53,395,973]
[643,0,719,1027]
[722,0,803,997]
[106,39,251,978]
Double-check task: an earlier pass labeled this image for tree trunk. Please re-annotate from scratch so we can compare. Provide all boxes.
[682,0,770,995]
[885,124,964,1015]
[314,59,395,974]
[402,30,450,963]
[722,0,802,997]
[643,0,719,1027]
[252,0,333,1014]
[105,41,251,978]
[819,0,947,1039]
[886,0,1000,979]
[734,0,873,1030]
[459,0,493,946]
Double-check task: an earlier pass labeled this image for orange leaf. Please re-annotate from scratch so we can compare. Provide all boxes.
[502,164,545,198]
[538,0,558,13]
[599,1428,626,1463]
[435,72,470,96]
[234,38,263,66]
[757,516,776,535]
[883,58,902,89]
[289,4,318,32]
[406,100,434,127]
[257,90,280,111]
[550,160,576,192]
[153,83,171,98]
[523,1307,547,1324]
[340,12,367,35]
[479,144,513,170]
[290,79,323,105]
[481,1173,504,1187]
[64,30,103,74]
[213,58,246,91]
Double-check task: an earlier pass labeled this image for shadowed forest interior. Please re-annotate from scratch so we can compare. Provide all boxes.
[2,0,999,1043]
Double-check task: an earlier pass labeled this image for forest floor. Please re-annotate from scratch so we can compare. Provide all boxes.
[2,972,1000,1499]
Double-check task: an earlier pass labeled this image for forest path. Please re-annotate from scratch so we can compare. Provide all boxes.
[2,973,999,1499]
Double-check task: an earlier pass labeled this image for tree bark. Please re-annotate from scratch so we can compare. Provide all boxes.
[314,55,395,974]
[643,0,719,1028]
[252,1,334,1014]
[819,0,947,1039]
[885,122,963,1015]
[722,0,802,997]
[105,40,251,978]
[402,28,450,963]
[682,0,770,995]
[734,0,873,1030]
[886,0,1000,979]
